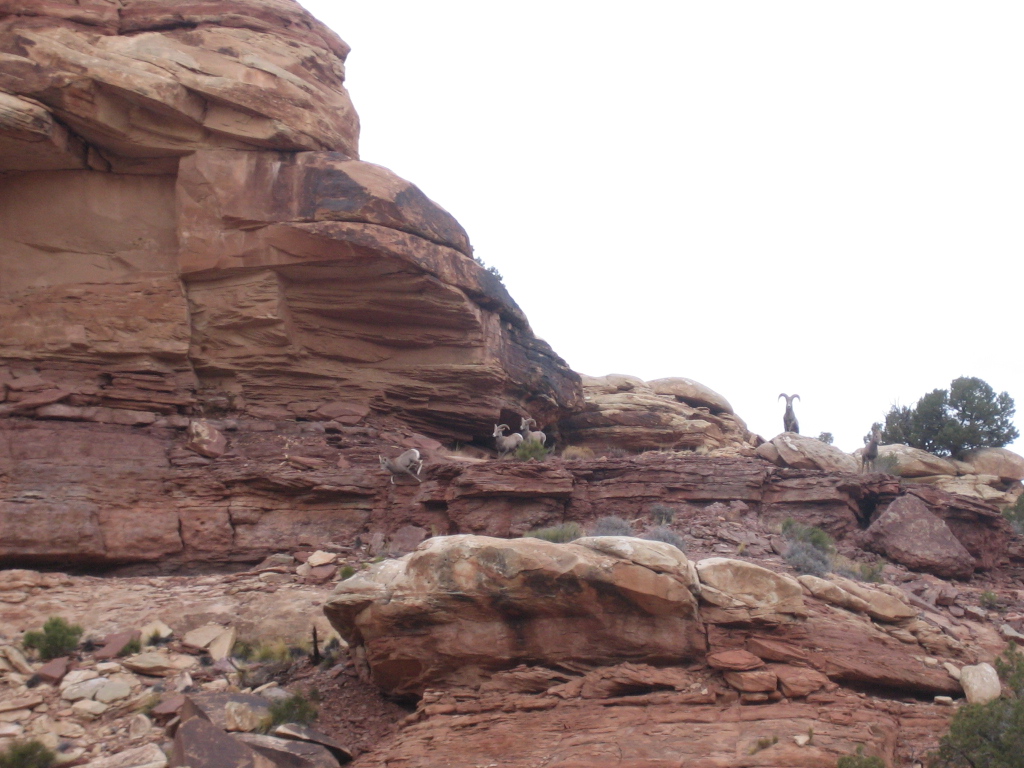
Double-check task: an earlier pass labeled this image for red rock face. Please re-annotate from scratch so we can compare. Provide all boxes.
[0,0,581,454]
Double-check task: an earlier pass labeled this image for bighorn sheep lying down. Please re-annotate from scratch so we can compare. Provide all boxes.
[379,448,423,484]
[862,425,881,473]
[520,417,546,446]
[493,424,524,457]
[778,393,800,434]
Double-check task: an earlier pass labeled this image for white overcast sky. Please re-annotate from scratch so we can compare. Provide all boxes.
[301,1,1022,454]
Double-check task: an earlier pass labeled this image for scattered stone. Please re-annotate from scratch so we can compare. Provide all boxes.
[706,650,764,671]
[171,716,274,768]
[943,663,962,681]
[71,699,108,719]
[304,565,338,584]
[62,678,107,702]
[960,663,1001,705]
[207,627,237,662]
[0,694,43,713]
[128,713,152,739]
[225,701,266,733]
[0,709,30,723]
[183,624,229,650]
[95,631,142,661]
[722,669,778,693]
[0,646,34,675]
[80,744,168,768]
[121,651,196,677]
[306,550,337,567]
[934,696,954,706]
[60,669,99,689]
[150,694,186,720]
[235,733,342,768]
[0,723,22,738]
[1000,624,1024,642]
[964,606,988,622]
[271,723,353,762]
[139,620,174,644]
[186,419,228,459]
[794,733,811,746]
[770,665,829,698]
[181,693,271,731]
[94,679,132,703]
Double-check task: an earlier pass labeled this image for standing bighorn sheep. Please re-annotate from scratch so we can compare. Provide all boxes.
[493,424,524,457]
[520,417,546,446]
[778,393,800,434]
[379,448,423,484]
[862,425,882,473]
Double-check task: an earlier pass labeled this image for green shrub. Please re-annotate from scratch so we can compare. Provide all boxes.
[339,565,356,580]
[785,541,831,576]
[0,740,57,768]
[838,745,885,768]
[748,735,778,755]
[980,590,1004,611]
[781,519,835,553]
[22,617,83,661]
[589,515,634,536]
[523,522,584,543]
[649,504,676,526]
[857,561,885,583]
[118,638,142,657]
[643,526,685,551]
[261,692,318,732]
[514,441,551,461]
[928,642,1024,768]
[817,432,834,445]
[881,377,1018,458]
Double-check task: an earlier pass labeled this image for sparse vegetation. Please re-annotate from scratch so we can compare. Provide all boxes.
[0,740,57,768]
[980,590,1004,611]
[642,526,685,551]
[514,441,551,462]
[523,522,584,543]
[784,541,832,577]
[589,515,634,537]
[781,519,835,553]
[880,376,1018,458]
[339,565,356,580]
[928,643,1024,768]
[22,617,83,661]
[118,638,142,657]
[749,735,778,755]
[818,432,834,445]
[260,692,318,733]
[649,504,676,526]
[838,745,885,768]
[561,446,595,460]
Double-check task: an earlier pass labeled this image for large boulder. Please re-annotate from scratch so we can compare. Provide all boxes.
[768,433,859,474]
[323,535,706,697]
[961,447,1024,483]
[874,445,958,478]
[558,374,753,454]
[694,557,805,624]
[866,495,976,578]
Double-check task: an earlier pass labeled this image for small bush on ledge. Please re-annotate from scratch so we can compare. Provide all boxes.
[523,523,584,543]
[589,516,634,536]
[22,617,83,661]
[0,739,57,768]
[514,441,551,462]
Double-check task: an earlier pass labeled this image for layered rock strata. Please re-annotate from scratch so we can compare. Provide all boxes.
[0,0,580,448]
[325,535,976,767]
[1,419,1013,571]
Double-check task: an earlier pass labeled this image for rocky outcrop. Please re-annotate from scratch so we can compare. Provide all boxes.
[323,535,706,697]
[558,374,754,454]
[758,432,860,474]
[865,495,977,578]
[324,535,982,766]
[0,0,580,448]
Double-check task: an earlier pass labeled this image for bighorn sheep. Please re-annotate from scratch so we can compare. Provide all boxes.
[778,393,800,434]
[862,425,881,473]
[520,417,546,446]
[493,424,524,457]
[379,448,423,484]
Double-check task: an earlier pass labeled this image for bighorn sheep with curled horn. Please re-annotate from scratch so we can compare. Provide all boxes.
[493,424,523,458]
[379,448,423,484]
[862,425,882,473]
[520,417,546,446]
[778,393,800,434]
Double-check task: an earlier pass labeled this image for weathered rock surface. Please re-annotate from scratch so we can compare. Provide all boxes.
[866,495,977,578]
[324,535,705,697]
[962,447,1024,482]
[558,374,754,453]
[767,432,860,474]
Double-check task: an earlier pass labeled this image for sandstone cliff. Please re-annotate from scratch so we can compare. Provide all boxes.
[0,0,580,449]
